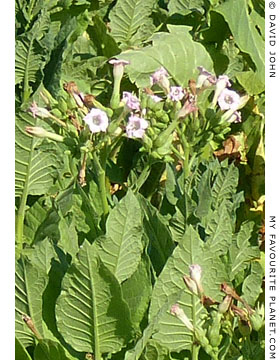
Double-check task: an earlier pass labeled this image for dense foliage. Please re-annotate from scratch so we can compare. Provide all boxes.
[15,0,265,359]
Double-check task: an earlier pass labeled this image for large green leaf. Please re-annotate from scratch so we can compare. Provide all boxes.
[15,257,48,346]
[15,337,32,360]
[109,0,156,48]
[116,25,213,88]
[138,195,175,275]
[97,190,144,283]
[15,11,50,101]
[229,221,260,280]
[15,112,58,198]
[168,0,204,16]
[242,262,264,307]
[215,0,264,94]
[121,253,152,329]
[149,226,228,351]
[56,240,132,355]
[34,339,73,360]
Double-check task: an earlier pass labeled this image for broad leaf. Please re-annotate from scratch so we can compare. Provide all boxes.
[34,339,73,360]
[121,254,152,329]
[56,240,132,355]
[15,258,48,346]
[229,221,260,280]
[110,0,156,48]
[215,0,264,94]
[138,195,175,275]
[242,262,264,307]
[168,0,204,16]
[15,112,58,199]
[29,237,56,274]
[149,226,228,351]
[97,190,144,283]
[15,337,32,360]
[116,25,213,88]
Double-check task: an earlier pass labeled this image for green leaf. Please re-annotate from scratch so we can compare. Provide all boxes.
[168,0,204,16]
[97,190,144,283]
[56,240,132,355]
[15,257,48,346]
[15,337,32,360]
[15,11,50,101]
[215,0,264,94]
[109,0,156,48]
[194,168,212,221]
[205,200,233,256]
[138,195,175,275]
[141,340,171,360]
[88,15,120,58]
[242,262,264,307]
[211,161,239,210]
[58,214,79,259]
[34,339,73,360]
[29,237,56,274]
[229,221,260,280]
[15,112,58,199]
[116,25,213,88]
[121,254,152,329]
[149,226,228,351]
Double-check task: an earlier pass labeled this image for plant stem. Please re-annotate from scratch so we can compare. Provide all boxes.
[134,160,151,192]
[93,152,109,216]
[191,294,199,360]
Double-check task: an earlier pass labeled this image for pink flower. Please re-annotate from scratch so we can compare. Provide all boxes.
[218,88,241,111]
[170,304,194,331]
[212,75,231,106]
[177,95,198,119]
[149,94,163,103]
[83,108,109,133]
[150,67,170,93]
[196,66,216,89]
[227,111,242,123]
[189,264,204,295]
[28,101,51,119]
[126,115,148,139]
[168,86,185,101]
[122,91,140,111]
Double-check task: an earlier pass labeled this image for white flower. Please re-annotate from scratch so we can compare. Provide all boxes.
[218,88,241,111]
[168,86,185,101]
[126,115,148,139]
[83,108,109,133]
[189,264,204,295]
[149,94,163,103]
[109,58,130,78]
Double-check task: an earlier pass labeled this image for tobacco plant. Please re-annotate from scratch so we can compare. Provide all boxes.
[15,0,265,359]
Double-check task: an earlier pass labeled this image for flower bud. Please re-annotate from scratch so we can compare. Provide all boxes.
[183,275,198,295]
[238,319,252,337]
[196,66,216,90]
[25,126,64,142]
[170,304,194,332]
[28,101,52,119]
[249,311,264,332]
[189,264,204,296]
[218,295,232,314]
[212,75,231,107]
[150,67,170,94]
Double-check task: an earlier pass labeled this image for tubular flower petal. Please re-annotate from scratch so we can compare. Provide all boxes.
[149,94,163,103]
[218,88,241,111]
[83,108,109,133]
[168,86,185,101]
[28,101,51,119]
[183,275,198,295]
[212,75,231,106]
[196,66,217,89]
[126,115,148,139]
[189,264,204,295]
[170,304,194,332]
[150,67,170,93]
[109,58,130,78]
[122,91,140,111]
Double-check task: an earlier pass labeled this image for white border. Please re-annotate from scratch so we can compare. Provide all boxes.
[265,1,280,359]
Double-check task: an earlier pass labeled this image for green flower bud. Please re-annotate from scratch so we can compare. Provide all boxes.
[207,312,222,347]
[249,312,264,332]
[51,108,63,118]
[218,295,232,314]
[58,97,68,113]
[238,319,252,337]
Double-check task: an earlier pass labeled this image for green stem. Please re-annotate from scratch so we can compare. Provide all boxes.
[191,294,199,360]
[110,76,121,109]
[183,145,189,179]
[134,161,151,192]
[93,152,109,216]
